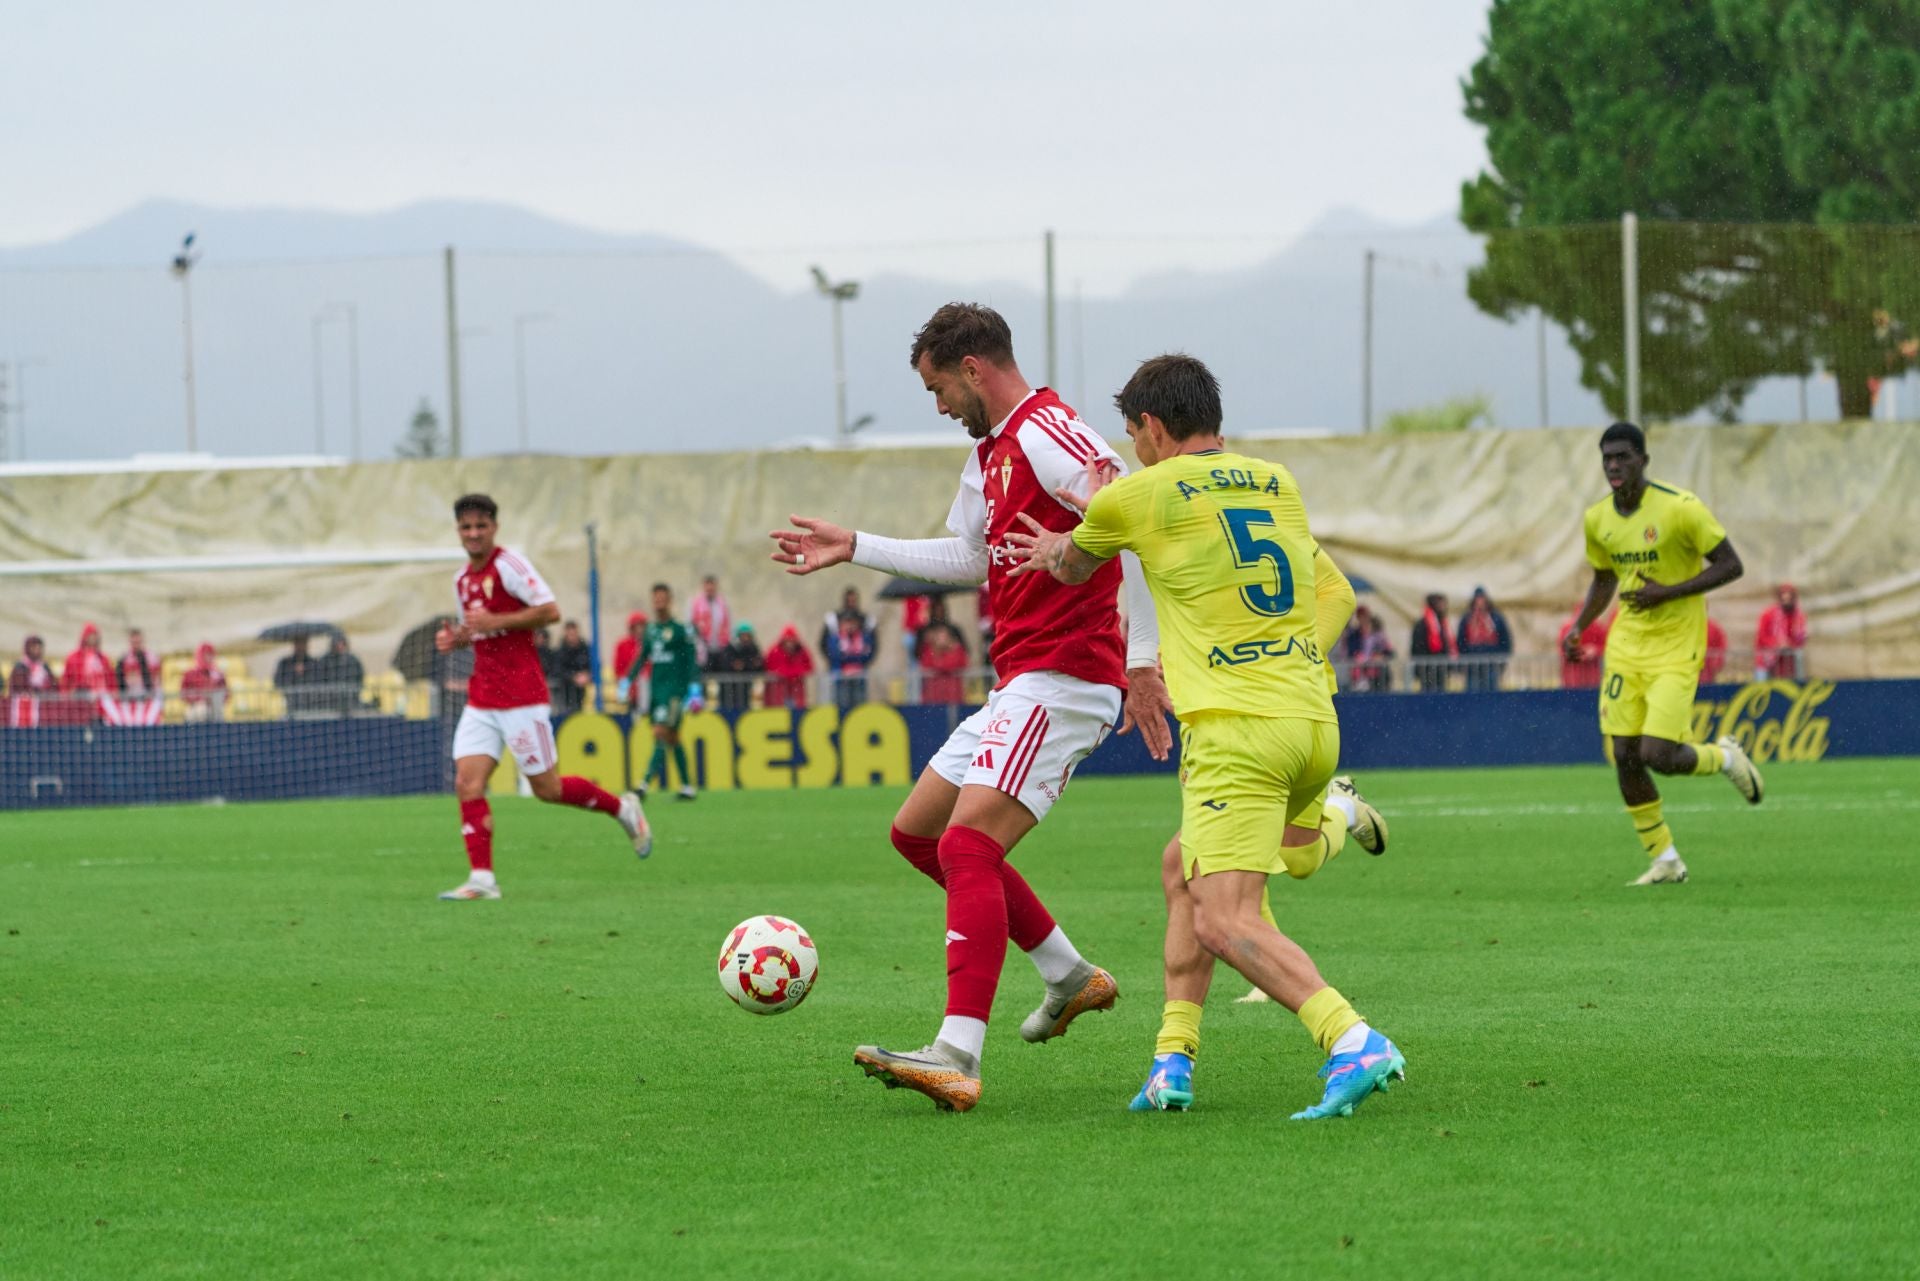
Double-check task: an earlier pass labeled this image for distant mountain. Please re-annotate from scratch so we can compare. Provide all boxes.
[0,200,1822,465]
[0,198,702,265]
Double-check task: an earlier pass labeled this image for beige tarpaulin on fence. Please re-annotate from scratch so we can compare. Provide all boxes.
[2,419,1916,681]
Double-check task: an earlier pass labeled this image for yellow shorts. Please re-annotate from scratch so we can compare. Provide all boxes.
[1179,712,1340,879]
[1599,663,1699,743]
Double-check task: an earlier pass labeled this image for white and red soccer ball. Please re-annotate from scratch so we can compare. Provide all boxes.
[718,915,819,1015]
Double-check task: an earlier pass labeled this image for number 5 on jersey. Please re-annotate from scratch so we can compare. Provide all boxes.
[1219,508,1296,617]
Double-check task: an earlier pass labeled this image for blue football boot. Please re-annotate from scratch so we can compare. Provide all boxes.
[1128,1052,1194,1112]
[1289,1028,1405,1121]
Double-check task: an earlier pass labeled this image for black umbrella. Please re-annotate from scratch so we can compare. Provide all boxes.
[258,620,344,644]
[878,575,973,600]
[392,616,455,681]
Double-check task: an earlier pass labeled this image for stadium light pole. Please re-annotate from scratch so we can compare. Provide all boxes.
[1361,248,1375,432]
[311,311,328,453]
[312,303,362,459]
[171,232,201,452]
[513,312,554,453]
[0,359,45,462]
[810,266,859,445]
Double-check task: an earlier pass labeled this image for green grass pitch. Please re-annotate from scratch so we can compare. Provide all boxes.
[3,760,1918,1280]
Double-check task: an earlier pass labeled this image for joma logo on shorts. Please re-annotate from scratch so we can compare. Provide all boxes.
[1207,637,1322,668]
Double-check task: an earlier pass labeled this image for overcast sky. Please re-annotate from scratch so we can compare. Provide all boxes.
[2,0,1492,259]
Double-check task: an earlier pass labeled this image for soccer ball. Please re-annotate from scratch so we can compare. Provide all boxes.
[717,915,818,1015]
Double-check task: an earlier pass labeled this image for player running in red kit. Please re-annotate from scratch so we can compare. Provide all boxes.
[436,493,651,900]
[771,303,1169,1111]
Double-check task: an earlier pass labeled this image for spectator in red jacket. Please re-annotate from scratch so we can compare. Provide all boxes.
[1557,610,1610,689]
[117,628,161,698]
[61,624,114,696]
[762,624,815,709]
[1703,617,1729,684]
[1754,583,1809,680]
[916,620,970,704]
[180,642,229,721]
[611,611,645,685]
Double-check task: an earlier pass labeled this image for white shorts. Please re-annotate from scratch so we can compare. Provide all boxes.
[928,671,1121,821]
[453,704,558,776]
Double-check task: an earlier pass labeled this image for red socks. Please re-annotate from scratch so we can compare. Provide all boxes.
[1001,863,1057,952]
[893,823,1058,953]
[938,825,1010,1022]
[460,797,493,872]
[559,775,622,816]
[891,825,945,885]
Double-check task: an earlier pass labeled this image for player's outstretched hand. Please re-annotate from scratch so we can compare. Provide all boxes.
[1560,631,1584,663]
[770,514,854,575]
[435,622,472,652]
[1120,663,1174,761]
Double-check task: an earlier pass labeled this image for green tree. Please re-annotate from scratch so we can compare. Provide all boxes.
[1461,0,1920,420]
[1382,393,1495,435]
[396,398,448,459]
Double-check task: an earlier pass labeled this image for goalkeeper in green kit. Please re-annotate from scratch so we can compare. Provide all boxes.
[632,582,702,800]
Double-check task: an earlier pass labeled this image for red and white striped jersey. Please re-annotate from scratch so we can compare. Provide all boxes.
[455,546,556,710]
[947,389,1127,691]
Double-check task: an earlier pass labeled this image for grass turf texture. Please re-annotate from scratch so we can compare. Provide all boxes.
[3,761,1917,1280]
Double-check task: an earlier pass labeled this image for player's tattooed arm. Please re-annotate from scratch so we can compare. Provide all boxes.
[1004,513,1105,584]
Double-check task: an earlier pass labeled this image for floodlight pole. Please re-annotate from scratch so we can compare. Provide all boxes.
[811,266,860,446]
[1361,249,1375,432]
[514,312,554,452]
[1044,228,1057,388]
[445,246,463,459]
[1537,308,1549,428]
[312,312,327,453]
[172,233,200,452]
[1622,212,1641,425]
[342,302,361,461]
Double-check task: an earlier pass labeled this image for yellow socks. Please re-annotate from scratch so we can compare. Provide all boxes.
[1627,798,1673,859]
[1155,1000,1204,1059]
[1297,986,1361,1054]
[1691,742,1725,775]
[1279,807,1350,880]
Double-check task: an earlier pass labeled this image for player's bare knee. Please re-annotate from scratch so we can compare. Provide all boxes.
[1159,837,1185,899]
[527,771,563,802]
[1641,739,1685,773]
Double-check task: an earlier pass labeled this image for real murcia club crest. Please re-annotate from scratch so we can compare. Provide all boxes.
[482,574,495,595]
[999,456,1014,492]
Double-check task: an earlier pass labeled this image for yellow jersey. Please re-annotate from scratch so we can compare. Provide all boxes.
[1073,450,1334,723]
[1583,480,1728,672]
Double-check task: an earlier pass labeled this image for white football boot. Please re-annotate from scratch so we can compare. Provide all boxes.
[1717,736,1764,805]
[1628,854,1689,887]
[618,791,653,859]
[438,877,502,901]
[1330,776,1388,855]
